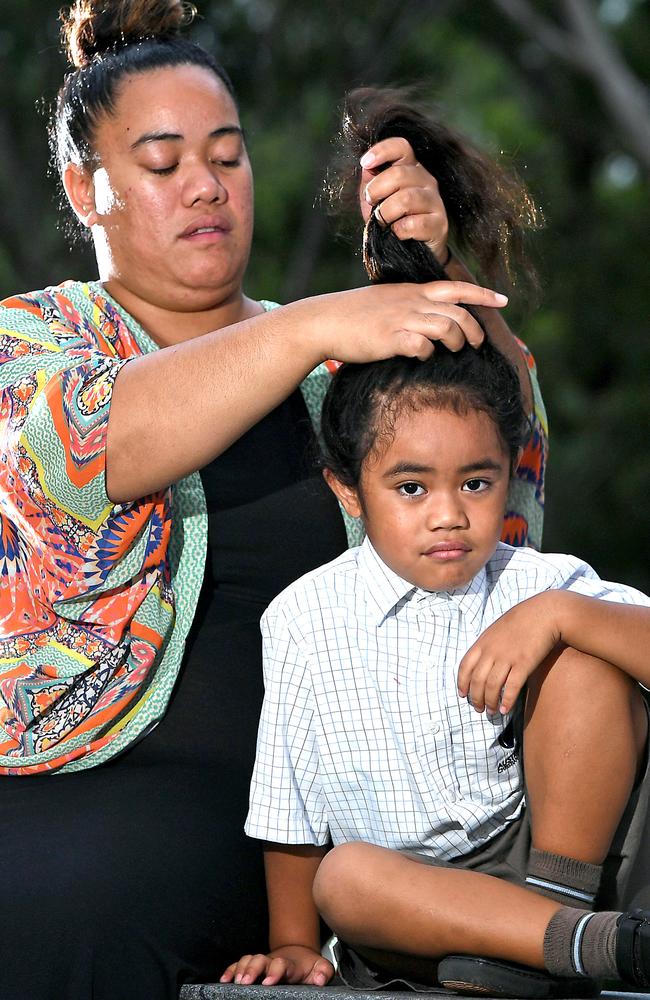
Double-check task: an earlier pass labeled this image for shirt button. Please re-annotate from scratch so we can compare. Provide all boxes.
[443,788,457,804]
[430,723,441,735]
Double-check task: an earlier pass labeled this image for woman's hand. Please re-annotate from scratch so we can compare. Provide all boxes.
[306,279,506,364]
[356,136,534,413]
[220,945,334,987]
[457,592,563,715]
[359,136,449,266]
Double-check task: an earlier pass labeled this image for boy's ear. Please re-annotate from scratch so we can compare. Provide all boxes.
[322,468,363,519]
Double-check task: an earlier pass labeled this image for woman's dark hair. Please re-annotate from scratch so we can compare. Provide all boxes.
[321,87,531,488]
[51,1,234,189]
[328,86,541,294]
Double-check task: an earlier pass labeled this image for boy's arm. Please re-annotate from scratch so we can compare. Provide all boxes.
[221,843,333,987]
[458,590,650,715]
[267,844,331,968]
[553,592,650,687]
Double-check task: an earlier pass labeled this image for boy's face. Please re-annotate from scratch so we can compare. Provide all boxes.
[326,405,511,592]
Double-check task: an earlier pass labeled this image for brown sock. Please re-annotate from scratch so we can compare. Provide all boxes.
[526,848,601,910]
[543,906,619,980]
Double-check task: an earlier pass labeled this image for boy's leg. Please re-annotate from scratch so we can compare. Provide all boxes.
[315,647,650,991]
[314,840,648,993]
[523,645,648,906]
[314,842,561,970]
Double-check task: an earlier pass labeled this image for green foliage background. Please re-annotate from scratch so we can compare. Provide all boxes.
[1,0,648,588]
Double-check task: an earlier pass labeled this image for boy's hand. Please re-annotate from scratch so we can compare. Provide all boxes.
[220,944,334,987]
[457,592,563,715]
[359,137,449,266]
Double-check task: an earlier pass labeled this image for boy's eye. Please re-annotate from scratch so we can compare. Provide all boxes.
[398,482,426,497]
[463,478,490,493]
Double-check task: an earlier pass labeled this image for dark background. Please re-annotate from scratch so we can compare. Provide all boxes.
[2,0,648,588]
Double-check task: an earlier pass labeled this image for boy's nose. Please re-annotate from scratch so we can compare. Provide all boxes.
[425,496,469,530]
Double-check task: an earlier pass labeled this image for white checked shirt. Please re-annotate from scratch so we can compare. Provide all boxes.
[246,540,649,861]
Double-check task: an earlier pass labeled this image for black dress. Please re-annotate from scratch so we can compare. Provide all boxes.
[0,391,348,1000]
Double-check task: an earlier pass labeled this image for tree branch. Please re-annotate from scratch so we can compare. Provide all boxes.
[492,0,650,172]
[491,0,582,64]
[562,0,650,169]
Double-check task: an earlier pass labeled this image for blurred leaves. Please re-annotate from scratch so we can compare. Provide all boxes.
[1,0,648,586]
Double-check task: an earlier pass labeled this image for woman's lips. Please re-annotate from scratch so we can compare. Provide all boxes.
[179,216,232,240]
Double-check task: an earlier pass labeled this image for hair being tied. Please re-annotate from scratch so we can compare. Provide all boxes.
[60,0,196,68]
[320,87,532,489]
[330,86,541,294]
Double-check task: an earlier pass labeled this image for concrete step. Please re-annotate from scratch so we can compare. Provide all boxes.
[179,984,650,1000]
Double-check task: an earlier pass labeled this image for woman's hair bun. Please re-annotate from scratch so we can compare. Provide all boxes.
[60,0,197,68]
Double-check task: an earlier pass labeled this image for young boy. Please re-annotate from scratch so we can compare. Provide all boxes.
[223,341,650,997]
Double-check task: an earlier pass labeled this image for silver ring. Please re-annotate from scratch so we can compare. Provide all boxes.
[374,203,388,228]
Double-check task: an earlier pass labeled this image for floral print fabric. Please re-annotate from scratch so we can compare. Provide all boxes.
[0,282,197,773]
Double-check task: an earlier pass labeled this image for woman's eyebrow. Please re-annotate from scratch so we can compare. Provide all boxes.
[129,125,244,150]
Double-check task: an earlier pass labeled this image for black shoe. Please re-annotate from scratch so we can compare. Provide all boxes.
[437,955,600,999]
[616,910,650,990]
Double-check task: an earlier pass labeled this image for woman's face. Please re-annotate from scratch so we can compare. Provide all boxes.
[79,64,254,313]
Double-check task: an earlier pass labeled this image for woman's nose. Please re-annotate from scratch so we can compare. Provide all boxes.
[182,163,227,206]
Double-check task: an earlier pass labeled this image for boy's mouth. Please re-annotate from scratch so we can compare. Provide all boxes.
[422,542,471,560]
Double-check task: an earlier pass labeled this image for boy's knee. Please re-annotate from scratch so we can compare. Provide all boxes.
[313,841,378,927]
[529,645,642,709]
[526,646,648,771]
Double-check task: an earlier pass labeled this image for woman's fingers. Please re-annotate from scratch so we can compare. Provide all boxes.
[409,302,485,350]
[390,209,448,251]
[361,135,419,171]
[359,137,418,217]
[361,146,449,261]
[367,167,439,218]
[311,281,505,365]
[359,139,449,259]
[421,280,508,309]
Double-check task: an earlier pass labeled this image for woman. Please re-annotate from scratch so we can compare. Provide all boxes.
[0,2,545,998]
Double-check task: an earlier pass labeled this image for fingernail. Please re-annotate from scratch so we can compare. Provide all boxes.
[495,293,508,305]
[364,185,372,204]
[234,975,241,984]
[360,151,375,167]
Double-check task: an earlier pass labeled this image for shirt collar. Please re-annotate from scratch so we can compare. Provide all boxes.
[358,539,416,625]
[358,537,489,627]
